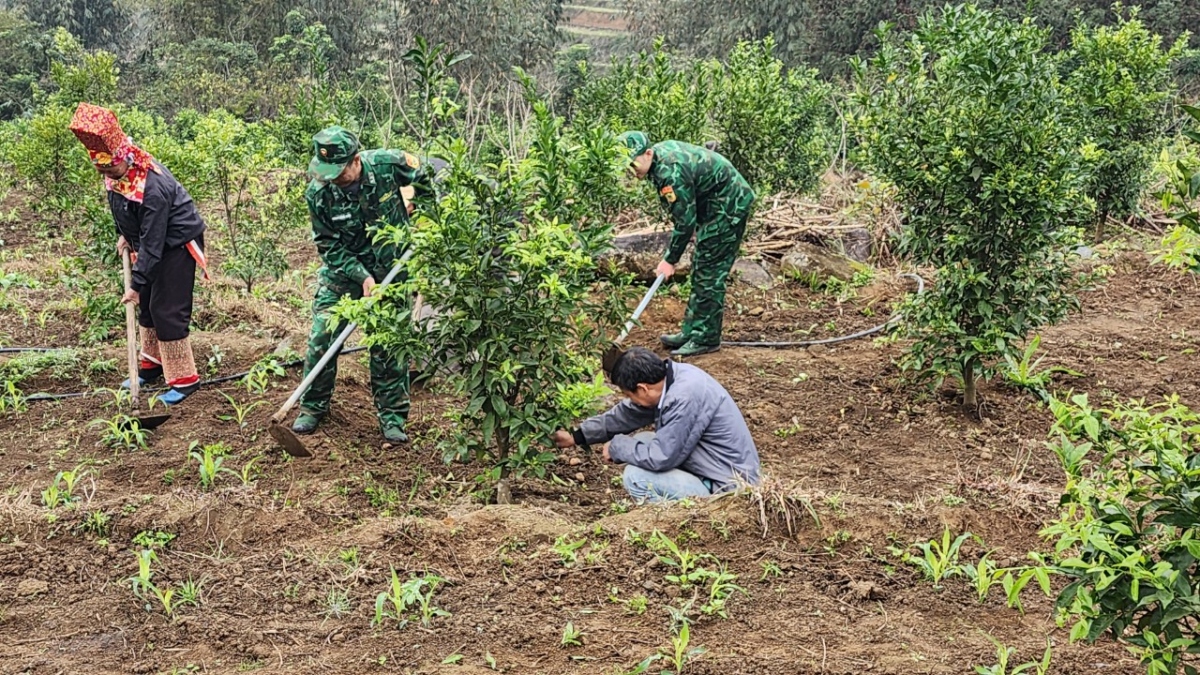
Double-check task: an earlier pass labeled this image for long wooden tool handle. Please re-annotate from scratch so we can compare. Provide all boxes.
[122,249,140,407]
[271,249,414,424]
[615,274,666,345]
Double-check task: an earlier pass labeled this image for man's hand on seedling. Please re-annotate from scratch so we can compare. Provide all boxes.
[601,442,612,463]
[362,276,377,297]
[551,430,575,449]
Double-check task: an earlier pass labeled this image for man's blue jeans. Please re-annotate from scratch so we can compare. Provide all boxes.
[620,432,714,503]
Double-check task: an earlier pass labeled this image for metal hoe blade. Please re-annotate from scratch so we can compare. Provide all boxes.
[269,422,313,458]
[122,413,171,431]
[603,274,666,375]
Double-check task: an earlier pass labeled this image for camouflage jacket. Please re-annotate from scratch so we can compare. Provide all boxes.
[304,149,430,284]
[647,141,755,264]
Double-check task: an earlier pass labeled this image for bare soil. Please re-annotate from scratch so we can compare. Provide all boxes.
[2,223,1194,674]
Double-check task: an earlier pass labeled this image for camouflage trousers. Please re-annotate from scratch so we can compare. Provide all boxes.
[300,268,410,429]
[681,214,749,346]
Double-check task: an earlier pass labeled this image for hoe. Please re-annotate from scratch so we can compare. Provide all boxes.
[120,249,170,431]
[268,249,414,458]
[601,273,665,374]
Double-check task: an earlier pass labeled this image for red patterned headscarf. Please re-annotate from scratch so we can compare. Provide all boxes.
[68,103,160,203]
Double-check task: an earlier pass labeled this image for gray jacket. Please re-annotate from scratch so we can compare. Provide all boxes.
[576,361,760,491]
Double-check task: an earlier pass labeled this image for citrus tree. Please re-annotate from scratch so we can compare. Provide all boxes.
[850,4,1093,409]
[336,94,631,504]
[573,37,831,195]
[1065,8,1187,236]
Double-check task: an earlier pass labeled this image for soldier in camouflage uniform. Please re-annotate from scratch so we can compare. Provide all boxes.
[619,131,755,356]
[292,126,432,443]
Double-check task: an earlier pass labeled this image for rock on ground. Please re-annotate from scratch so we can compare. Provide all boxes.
[731,258,775,289]
[780,241,869,285]
[599,231,691,281]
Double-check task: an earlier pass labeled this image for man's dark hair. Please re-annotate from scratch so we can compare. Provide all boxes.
[610,347,668,392]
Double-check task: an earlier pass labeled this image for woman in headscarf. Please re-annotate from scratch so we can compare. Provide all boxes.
[69,103,208,405]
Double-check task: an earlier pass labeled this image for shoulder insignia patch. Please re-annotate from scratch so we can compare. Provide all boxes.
[660,185,677,204]
[404,152,420,169]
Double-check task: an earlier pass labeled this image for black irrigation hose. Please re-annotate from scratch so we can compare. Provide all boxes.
[17,346,368,402]
[0,347,61,353]
[722,273,926,348]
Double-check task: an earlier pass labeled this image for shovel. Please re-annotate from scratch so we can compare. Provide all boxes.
[268,250,414,458]
[601,273,666,374]
[121,249,170,431]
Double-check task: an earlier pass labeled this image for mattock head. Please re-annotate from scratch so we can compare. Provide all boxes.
[269,422,313,458]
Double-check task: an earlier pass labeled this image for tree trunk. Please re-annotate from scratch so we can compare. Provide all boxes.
[962,356,979,410]
[495,476,513,505]
[494,428,513,505]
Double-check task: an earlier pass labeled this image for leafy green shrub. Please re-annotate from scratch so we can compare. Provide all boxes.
[574,37,831,196]
[1042,394,1200,675]
[574,39,717,150]
[1162,104,1200,234]
[851,4,1093,408]
[710,36,832,194]
[1064,9,1187,234]
[337,92,630,504]
[44,28,117,108]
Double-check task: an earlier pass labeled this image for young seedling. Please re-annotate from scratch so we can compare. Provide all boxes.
[552,534,587,568]
[133,530,176,550]
[0,380,25,413]
[889,527,974,589]
[242,357,286,395]
[999,566,1052,615]
[1000,335,1083,400]
[80,509,111,537]
[41,479,63,510]
[176,577,204,608]
[91,414,150,450]
[962,554,1003,603]
[217,392,265,429]
[650,531,711,589]
[42,465,90,509]
[405,573,450,627]
[661,623,705,674]
[236,457,260,486]
[561,621,584,647]
[623,593,648,616]
[373,568,449,628]
[759,560,783,581]
[188,441,236,490]
[129,549,179,615]
[975,633,1053,675]
[699,565,747,619]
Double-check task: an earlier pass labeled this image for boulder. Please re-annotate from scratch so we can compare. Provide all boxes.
[780,242,868,285]
[833,227,873,263]
[731,258,775,290]
[599,231,691,281]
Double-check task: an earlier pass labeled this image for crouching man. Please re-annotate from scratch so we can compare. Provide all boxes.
[552,348,760,502]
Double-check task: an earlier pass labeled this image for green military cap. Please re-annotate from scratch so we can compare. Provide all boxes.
[308,126,360,181]
[617,131,652,159]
